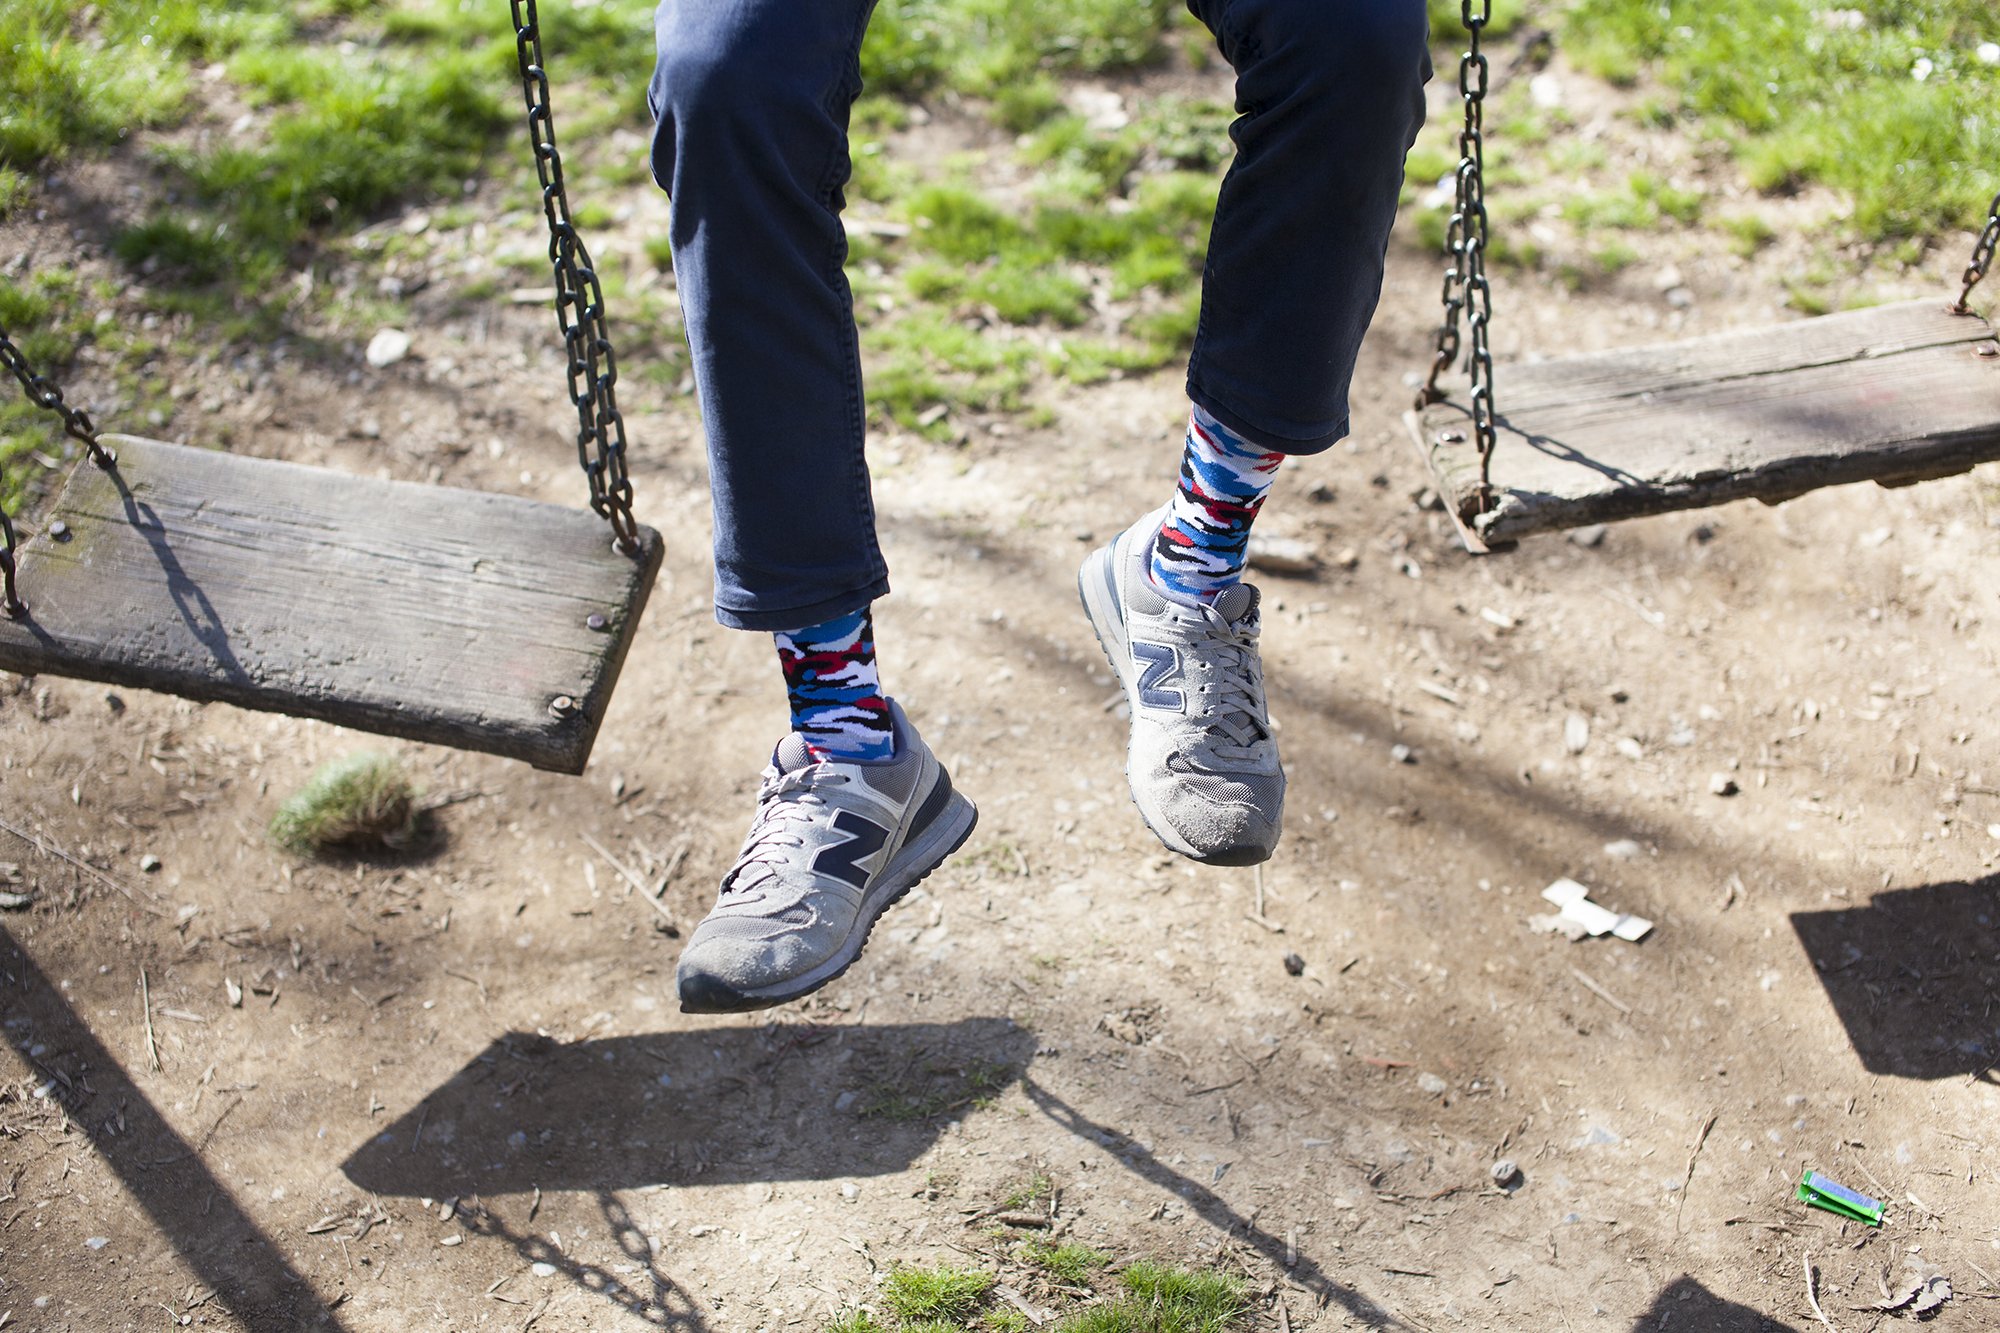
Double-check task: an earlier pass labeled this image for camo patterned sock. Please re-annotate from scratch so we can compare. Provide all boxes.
[773,607,894,763]
[1149,403,1285,603]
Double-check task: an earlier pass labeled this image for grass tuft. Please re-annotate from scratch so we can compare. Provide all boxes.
[883,1265,997,1324]
[1019,1240,1111,1285]
[269,753,423,856]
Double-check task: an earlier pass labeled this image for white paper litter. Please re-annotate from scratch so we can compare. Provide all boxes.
[1538,878,1653,942]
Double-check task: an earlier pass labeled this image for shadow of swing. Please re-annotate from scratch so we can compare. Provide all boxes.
[1629,1276,1800,1332]
[341,1018,1037,1198]
[1789,875,2000,1081]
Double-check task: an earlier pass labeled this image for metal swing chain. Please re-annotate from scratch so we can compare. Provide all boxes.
[0,323,117,618]
[1415,0,1499,509]
[510,0,641,556]
[1951,186,2000,314]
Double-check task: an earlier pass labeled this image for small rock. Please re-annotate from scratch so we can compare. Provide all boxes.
[365,329,412,368]
[532,1261,558,1277]
[834,1090,857,1113]
[105,693,125,713]
[1490,1159,1521,1188]
[1282,952,1305,977]
[1614,737,1644,760]
[840,1183,859,1201]
[1664,286,1695,309]
[1563,713,1590,754]
[1568,524,1608,548]
[225,977,243,1008]
[439,1233,463,1247]
[1416,1072,1448,1096]
[1652,264,1684,292]
[1603,838,1642,860]
[1390,743,1416,765]
[1709,773,1740,797]
[1246,534,1319,576]
[359,418,383,440]
[1334,546,1360,570]
[1306,481,1336,504]
[139,854,161,873]
[1528,72,1563,108]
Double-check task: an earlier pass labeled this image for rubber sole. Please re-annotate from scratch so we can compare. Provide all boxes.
[1077,537,1276,868]
[677,786,978,1014]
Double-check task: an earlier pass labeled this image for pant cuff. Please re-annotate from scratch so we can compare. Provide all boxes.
[1187,380,1347,457]
[713,576,891,633]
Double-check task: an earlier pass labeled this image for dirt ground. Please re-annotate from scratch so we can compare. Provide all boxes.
[4,48,2000,1333]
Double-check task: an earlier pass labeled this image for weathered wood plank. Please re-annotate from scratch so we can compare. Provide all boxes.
[1410,305,2000,550]
[1497,300,1988,413]
[0,435,664,773]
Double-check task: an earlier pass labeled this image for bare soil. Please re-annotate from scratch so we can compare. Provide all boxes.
[4,50,2000,1333]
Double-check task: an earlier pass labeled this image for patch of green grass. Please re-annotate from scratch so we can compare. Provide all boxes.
[1722,213,1776,258]
[1562,0,1999,241]
[998,1171,1052,1212]
[861,0,1180,100]
[269,752,424,857]
[883,1266,997,1325]
[983,1310,1031,1333]
[1562,171,1704,233]
[1066,1264,1247,1333]
[853,1051,1017,1118]
[827,1312,890,1333]
[1020,1241,1111,1285]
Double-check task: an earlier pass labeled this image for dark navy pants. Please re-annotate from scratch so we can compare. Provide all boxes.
[648,0,1431,630]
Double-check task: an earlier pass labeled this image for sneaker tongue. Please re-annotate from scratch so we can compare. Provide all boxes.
[1211,582,1258,624]
[771,733,818,773]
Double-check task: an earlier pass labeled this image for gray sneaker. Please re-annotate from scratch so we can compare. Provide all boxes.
[1078,507,1283,865]
[677,699,977,1014]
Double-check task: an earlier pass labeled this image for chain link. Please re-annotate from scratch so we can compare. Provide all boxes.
[1952,187,2000,314]
[1416,0,1499,510]
[1,323,119,616]
[511,0,641,556]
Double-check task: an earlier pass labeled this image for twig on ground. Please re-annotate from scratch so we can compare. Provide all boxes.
[1677,1108,1718,1236]
[584,831,678,930]
[444,969,488,1004]
[0,814,166,915]
[140,968,161,1072]
[1803,1252,1837,1333]
[1568,966,1632,1015]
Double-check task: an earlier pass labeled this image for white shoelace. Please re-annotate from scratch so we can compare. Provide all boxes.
[1192,601,1271,762]
[720,767,849,899]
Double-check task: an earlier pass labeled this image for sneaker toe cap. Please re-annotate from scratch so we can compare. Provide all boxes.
[675,926,826,1013]
[1157,789,1281,865]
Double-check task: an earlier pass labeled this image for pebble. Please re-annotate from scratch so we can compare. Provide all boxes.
[1416,1072,1448,1095]
[1614,737,1644,761]
[86,1237,110,1250]
[532,1261,558,1277]
[1247,534,1319,576]
[1709,773,1740,796]
[1568,524,1608,548]
[1490,1159,1521,1188]
[1603,839,1642,860]
[365,329,412,368]
[1390,743,1416,765]
[1563,713,1590,754]
[139,854,161,873]
[840,1183,859,1201]
[1282,952,1305,977]
[834,1090,857,1113]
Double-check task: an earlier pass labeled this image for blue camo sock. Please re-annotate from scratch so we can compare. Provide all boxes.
[773,608,894,763]
[1149,403,1285,603]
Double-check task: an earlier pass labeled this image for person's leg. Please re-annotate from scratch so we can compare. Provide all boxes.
[648,0,976,1011]
[648,0,887,632]
[1182,0,1432,453]
[1083,0,1430,866]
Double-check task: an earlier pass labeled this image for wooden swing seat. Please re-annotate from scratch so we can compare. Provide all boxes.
[1407,299,2000,551]
[0,435,663,774]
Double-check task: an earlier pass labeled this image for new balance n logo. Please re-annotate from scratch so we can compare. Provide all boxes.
[814,810,890,889]
[1131,641,1184,710]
